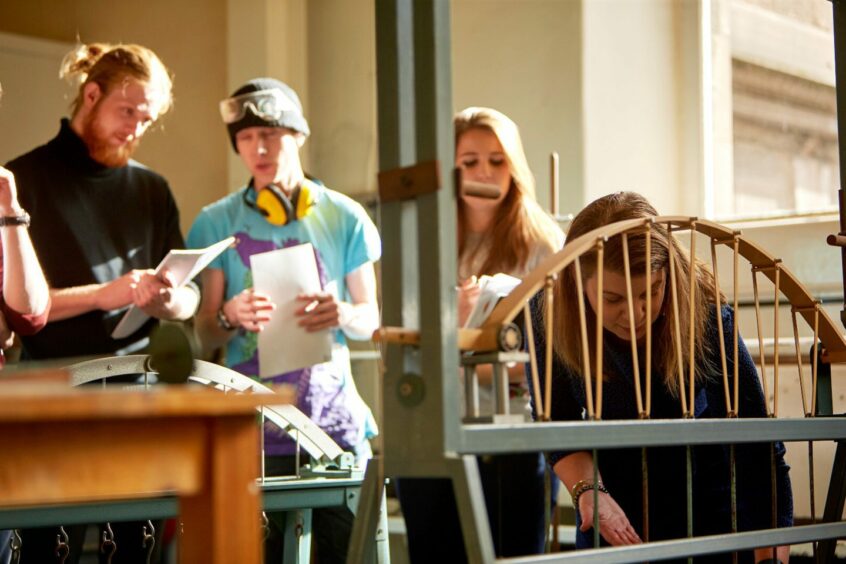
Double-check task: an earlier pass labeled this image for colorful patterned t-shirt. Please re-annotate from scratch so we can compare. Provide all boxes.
[187,179,381,455]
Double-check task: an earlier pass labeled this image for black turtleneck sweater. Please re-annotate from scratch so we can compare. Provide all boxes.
[5,119,184,359]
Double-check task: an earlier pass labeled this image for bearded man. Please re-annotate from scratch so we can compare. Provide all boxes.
[5,43,198,563]
[6,43,198,361]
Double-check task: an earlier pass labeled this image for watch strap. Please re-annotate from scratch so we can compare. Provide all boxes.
[0,211,30,227]
[216,307,236,331]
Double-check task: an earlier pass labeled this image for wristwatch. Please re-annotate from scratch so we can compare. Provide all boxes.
[216,307,236,331]
[0,210,30,227]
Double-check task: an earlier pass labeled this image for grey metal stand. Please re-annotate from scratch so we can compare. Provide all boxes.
[368,1,494,562]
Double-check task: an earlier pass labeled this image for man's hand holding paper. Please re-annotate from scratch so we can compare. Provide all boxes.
[97,270,144,312]
[296,292,342,332]
[132,269,174,317]
[250,243,333,378]
[221,288,276,332]
[132,269,199,321]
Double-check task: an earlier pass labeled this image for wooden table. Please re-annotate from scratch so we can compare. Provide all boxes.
[0,381,292,563]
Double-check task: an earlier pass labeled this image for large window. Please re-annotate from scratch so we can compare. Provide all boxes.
[714,0,838,218]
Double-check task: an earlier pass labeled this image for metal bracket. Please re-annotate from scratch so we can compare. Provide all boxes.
[377,160,441,203]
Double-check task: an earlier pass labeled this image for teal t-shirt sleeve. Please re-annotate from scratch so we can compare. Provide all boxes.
[186,210,227,270]
[343,201,382,275]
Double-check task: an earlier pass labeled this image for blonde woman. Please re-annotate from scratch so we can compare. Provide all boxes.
[399,107,564,561]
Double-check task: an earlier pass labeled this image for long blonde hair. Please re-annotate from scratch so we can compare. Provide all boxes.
[551,192,722,394]
[455,107,561,276]
[60,42,173,118]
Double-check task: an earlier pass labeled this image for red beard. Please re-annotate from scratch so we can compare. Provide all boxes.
[80,106,140,168]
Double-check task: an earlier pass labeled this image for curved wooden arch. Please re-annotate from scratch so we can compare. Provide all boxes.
[456,215,846,361]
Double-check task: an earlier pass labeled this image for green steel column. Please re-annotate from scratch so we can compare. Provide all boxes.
[375,0,458,475]
[411,0,461,457]
[828,0,846,328]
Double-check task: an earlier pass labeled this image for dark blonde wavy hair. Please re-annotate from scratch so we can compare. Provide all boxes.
[551,192,723,394]
[60,43,173,119]
[455,107,561,276]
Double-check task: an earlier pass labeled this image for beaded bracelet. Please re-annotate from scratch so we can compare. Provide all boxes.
[571,479,609,506]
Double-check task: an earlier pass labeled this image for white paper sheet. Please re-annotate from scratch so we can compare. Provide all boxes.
[463,273,522,329]
[111,237,236,339]
[250,243,333,378]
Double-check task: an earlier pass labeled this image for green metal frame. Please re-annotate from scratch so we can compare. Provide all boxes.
[369,1,846,562]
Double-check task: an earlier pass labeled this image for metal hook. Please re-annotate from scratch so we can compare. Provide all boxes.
[10,529,21,564]
[55,526,70,564]
[100,522,116,564]
[142,520,156,564]
[261,512,271,541]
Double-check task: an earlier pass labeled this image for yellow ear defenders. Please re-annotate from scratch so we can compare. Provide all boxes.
[250,181,315,226]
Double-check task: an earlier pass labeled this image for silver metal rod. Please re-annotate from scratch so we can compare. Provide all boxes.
[464,365,479,418]
[500,521,846,564]
[459,417,846,454]
[493,362,509,415]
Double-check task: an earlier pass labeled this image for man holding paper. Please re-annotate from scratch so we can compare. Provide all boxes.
[5,43,199,563]
[187,77,381,563]
[6,43,199,362]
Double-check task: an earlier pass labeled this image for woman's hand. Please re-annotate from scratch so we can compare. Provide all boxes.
[221,289,276,332]
[457,276,481,327]
[578,490,642,546]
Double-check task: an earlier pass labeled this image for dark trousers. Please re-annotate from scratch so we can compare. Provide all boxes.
[0,530,10,564]
[397,452,558,563]
[19,521,162,564]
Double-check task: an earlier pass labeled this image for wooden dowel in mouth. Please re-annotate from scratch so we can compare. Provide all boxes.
[461,180,501,199]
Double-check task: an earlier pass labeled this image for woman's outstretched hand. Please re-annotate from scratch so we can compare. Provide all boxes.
[578,490,643,546]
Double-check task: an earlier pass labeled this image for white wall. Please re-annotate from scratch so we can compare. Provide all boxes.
[225,0,310,191]
[0,0,230,235]
[306,1,378,196]
[0,33,74,164]
[452,0,583,217]
[582,0,697,215]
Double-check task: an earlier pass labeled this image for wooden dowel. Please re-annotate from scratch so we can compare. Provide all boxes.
[574,259,595,420]
[668,225,687,415]
[645,228,652,416]
[733,238,740,415]
[596,243,605,420]
[773,262,784,417]
[711,238,731,414]
[751,270,771,416]
[812,306,819,417]
[689,225,697,414]
[374,327,420,345]
[622,233,644,416]
[523,303,544,420]
[544,276,555,421]
[791,309,810,417]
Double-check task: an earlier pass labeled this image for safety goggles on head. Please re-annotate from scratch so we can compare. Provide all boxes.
[219,88,299,124]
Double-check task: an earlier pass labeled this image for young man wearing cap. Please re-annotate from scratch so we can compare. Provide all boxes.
[187,78,380,563]
[6,43,198,564]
